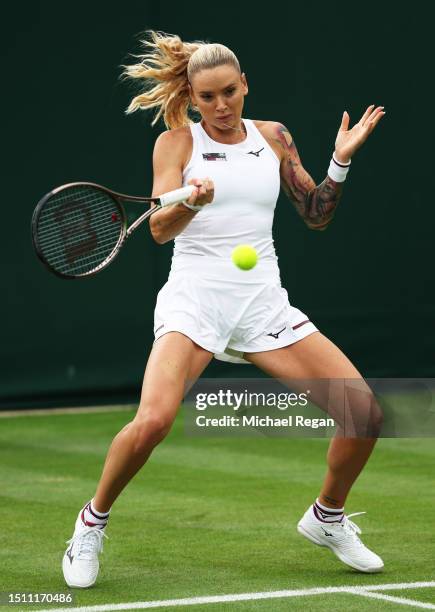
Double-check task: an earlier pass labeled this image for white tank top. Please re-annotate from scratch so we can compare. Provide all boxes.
[174,119,281,261]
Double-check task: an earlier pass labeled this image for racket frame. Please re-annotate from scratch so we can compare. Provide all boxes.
[31,181,194,279]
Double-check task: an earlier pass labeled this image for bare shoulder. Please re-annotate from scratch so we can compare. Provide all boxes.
[252,120,292,161]
[155,125,191,146]
[153,125,192,169]
[253,119,281,134]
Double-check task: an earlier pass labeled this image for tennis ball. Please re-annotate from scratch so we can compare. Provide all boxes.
[231,244,258,270]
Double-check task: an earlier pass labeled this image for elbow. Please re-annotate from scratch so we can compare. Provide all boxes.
[149,220,166,244]
[305,210,336,231]
[309,224,329,232]
[150,222,174,244]
[305,219,331,231]
[151,230,167,245]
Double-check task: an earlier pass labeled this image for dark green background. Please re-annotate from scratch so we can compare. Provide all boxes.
[2,1,433,408]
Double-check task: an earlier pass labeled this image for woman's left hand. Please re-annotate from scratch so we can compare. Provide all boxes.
[334,105,385,163]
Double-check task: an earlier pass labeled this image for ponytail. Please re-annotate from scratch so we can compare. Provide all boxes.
[123,31,240,129]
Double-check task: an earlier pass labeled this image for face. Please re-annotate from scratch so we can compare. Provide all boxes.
[189,64,248,131]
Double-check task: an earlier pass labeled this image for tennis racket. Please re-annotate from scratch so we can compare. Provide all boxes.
[31,182,195,279]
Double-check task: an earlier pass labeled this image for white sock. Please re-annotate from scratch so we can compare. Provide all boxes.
[81,499,110,529]
[312,498,344,523]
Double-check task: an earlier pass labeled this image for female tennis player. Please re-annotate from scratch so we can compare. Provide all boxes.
[63,31,385,588]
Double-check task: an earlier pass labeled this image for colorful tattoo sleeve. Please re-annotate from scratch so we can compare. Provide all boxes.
[274,124,343,230]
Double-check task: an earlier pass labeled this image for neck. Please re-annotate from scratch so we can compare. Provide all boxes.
[201,119,246,144]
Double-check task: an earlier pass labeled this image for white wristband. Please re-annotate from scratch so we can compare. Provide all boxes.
[181,200,203,212]
[328,153,351,182]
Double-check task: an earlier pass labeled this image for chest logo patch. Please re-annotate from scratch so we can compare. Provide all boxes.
[247,147,264,157]
[202,153,227,161]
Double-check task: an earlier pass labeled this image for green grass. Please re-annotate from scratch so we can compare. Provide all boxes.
[0,408,434,611]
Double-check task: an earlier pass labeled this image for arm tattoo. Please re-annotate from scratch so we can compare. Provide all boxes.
[274,124,343,230]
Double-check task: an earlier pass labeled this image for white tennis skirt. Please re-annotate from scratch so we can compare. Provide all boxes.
[153,255,318,364]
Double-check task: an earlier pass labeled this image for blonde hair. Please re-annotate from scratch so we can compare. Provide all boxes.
[122,31,241,129]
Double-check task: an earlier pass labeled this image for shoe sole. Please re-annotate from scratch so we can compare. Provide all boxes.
[297,522,384,574]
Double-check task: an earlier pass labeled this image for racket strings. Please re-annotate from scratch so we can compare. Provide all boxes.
[35,186,124,276]
[40,227,123,258]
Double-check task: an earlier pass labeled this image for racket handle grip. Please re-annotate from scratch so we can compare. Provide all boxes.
[159,185,196,208]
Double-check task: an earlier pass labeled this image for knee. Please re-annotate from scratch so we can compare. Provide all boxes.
[348,394,384,438]
[366,397,384,438]
[130,413,173,454]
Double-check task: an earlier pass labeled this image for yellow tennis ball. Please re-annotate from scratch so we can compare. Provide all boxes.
[231,244,258,270]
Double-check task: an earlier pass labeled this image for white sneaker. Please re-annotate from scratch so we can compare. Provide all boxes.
[62,508,109,588]
[297,505,384,573]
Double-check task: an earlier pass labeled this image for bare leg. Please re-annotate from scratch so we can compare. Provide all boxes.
[245,332,382,509]
[92,333,212,512]
[319,437,377,508]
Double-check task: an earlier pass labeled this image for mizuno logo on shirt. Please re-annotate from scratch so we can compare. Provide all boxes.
[247,147,264,157]
[203,153,227,161]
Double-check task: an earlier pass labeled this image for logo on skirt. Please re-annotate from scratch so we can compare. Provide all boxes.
[266,326,286,339]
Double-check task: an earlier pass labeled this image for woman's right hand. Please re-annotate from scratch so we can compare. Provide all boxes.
[187,177,214,208]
